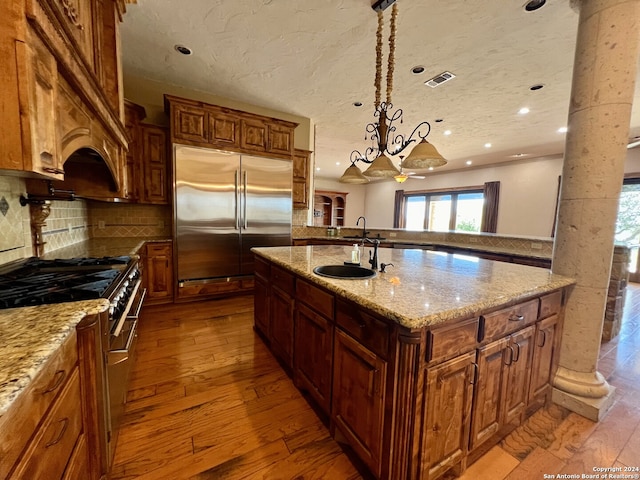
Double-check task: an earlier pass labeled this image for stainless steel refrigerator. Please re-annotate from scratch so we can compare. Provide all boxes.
[174,144,292,284]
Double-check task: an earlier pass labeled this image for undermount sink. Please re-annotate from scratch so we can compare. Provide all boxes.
[313,265,376,280]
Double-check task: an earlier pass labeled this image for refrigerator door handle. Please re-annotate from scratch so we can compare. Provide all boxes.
[235,170,240,230]
[243,170,248,229]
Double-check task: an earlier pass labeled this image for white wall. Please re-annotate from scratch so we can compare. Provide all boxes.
[315,149,640,237]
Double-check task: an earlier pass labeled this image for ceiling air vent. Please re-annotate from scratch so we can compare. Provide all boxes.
[425,71,456,88]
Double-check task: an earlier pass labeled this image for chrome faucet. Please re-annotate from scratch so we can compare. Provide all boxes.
[356,216,368,242]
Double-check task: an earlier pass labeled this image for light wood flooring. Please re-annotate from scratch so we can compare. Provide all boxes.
[111,285,640,480]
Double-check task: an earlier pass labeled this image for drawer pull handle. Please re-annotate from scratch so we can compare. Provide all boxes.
[538,330,547,348]
[45,418,69,447]
[471,362,479,385]
[508,314,524,322]
[513,342,521,362]
[43,370,66,394]
[505,346,514,366]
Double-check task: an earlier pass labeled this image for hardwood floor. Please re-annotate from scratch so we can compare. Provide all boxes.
[111,285,640,480]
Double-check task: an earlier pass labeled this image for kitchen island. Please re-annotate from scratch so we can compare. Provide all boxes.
[253,245,574,480]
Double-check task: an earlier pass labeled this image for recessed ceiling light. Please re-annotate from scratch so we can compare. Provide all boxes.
[336,162,340,166]
[484,143,492,148]
[511,153,528,158]
[530,84,544,91]
[518,107,530,115]
[444,130,452,136]
[558,126,568,133]
[524,0,546,12]
[174,44,193,55]
[316,167,320,171]
[353,102,363,107]
[411,66,425,75]
[466,160,473,165]
[428,167,434,171]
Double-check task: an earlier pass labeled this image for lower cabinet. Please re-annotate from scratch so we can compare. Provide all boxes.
[332,328,387,478]
[421,351,476,480]
[294,302,334,413]
[143,241,174,305]
[253,255,566,480]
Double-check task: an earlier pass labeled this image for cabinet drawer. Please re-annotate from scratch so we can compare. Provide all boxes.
[11,368,83,480]
[254,256,270,280]
[336,300,390,358]
[297,279,334,319]
[481,299,539,342]
[539,290,562,319]
[0,331,78,479]
[427,317,479,364]
[271,265,295,295]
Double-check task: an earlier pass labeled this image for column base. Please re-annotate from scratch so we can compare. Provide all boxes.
[552,386,615,421]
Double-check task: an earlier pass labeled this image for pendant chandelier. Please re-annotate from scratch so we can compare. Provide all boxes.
[339,0,447,184]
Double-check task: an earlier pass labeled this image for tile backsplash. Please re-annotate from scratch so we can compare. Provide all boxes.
[0,176,32,264]
[88,202,171,238]
[40,199,90,254]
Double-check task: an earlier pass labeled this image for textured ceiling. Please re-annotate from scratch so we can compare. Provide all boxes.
[120,0,640,180]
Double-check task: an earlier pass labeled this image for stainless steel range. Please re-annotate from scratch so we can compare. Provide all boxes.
[0,255,146,465]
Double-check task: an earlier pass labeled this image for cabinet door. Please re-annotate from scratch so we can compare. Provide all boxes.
[332,328,386,478]
[142,125,168,204]
[241,118,268,152]
[254,276,270,338]
[528,315,558,405]
[470,337,509,450]
[17,31,63,179]
[209,111,240,149]
[124,102,144,201]
[503,325,535,425]
[421,351,475,480]
[294,303,334,413]
[146,243,173,302]
[293,149,310,209]
[270,286,295,369]
[268,123,294,156]
[173,104,208,143]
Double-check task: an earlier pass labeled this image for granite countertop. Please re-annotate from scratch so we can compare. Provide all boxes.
[299,235,553,260]
[253,245,575,330]
[41,236,172,260]
[0,299,110,417]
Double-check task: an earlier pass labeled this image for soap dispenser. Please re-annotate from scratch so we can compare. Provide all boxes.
[351,244,360,264]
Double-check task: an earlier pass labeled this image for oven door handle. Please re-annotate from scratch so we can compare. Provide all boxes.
[127,287,147,320]
[112,279,142,338]
[108,318,138,366]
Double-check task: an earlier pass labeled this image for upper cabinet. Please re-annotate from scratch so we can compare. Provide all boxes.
[165,95,298,160]
[293,149,311,209]
[124,100,169,204]
[1,0,130,198]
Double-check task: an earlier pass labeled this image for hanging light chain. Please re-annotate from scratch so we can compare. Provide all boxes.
[386,3,397,105]
[375,9,384,108]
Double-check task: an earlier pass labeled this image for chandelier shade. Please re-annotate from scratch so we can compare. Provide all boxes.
[401,139,448,169]
[363,154,401,177]
[339,164,370,184]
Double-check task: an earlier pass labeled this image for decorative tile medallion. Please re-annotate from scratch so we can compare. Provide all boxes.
[0,196,8,217]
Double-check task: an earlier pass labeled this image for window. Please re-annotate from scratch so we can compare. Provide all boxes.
[402,188,485,232]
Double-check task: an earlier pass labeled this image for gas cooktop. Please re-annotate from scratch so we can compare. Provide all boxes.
[0,256,132,310]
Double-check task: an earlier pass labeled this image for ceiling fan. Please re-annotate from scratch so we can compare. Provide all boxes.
[393,156,426,183]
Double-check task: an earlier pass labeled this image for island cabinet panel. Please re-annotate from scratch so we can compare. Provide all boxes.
[481,299,538,342]
[503,325,536,425]
[528,314,559,409]
[335,299,390,359]
[469,337,509,450]
[427,317,479,364]
[294,302,334,413]
[332,328,387,478]
[420,351,475,480]
[253,256,271,339]
[270,284,295,370]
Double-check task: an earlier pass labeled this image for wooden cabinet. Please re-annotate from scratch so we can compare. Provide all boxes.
[294,302,334,413]
[421,351,475,480]
[124,101,169,204]
[270,281,295,370]
[502,325,535,425]
[293,149,311,208]
[165,95,297,160]
[13,27,63,179]
[1,0,128,189]
[254,257,271,339]
[332,328,387,478]
[314,191,347,227]
[0,331,93,479]
[143,242,174,304]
